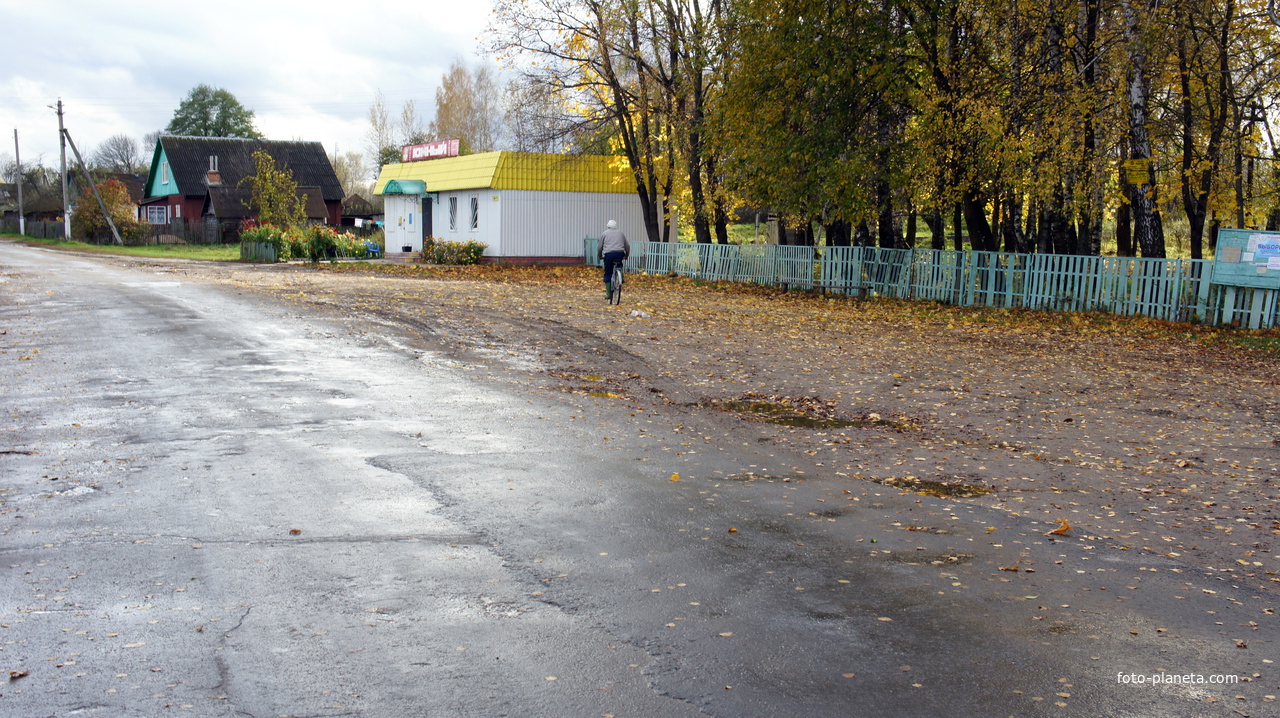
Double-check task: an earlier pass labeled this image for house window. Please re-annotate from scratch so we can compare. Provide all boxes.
[173,204,181,218]
[469,196,479,231]
[146,206,167,224]
[161,161,170,185]
[448,197,458,232]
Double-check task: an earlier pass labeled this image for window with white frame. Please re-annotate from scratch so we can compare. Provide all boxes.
[448,197,458,231]
[146,205,167,224]
[161,161,170,185]
[469,196,479,231]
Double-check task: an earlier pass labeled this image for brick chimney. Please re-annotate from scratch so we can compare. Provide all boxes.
[205,156,221,186]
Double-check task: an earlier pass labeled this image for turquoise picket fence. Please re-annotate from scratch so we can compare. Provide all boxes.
[584,238,1277,329]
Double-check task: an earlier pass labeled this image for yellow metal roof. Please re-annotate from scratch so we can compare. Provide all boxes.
[374,152,633,195]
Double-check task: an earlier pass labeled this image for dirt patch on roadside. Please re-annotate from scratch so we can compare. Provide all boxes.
[124,257,1280,594]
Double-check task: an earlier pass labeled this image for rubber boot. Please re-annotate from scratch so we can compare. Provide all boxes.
[604,283,612,300]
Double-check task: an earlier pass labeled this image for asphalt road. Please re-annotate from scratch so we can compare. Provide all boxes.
[1,243,1276,717]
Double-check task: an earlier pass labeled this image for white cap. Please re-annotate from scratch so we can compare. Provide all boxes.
[607,220,617,229]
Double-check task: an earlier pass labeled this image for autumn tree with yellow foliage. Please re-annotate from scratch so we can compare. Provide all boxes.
[488,0,1280,257]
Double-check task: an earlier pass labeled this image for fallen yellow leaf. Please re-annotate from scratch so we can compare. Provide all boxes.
[670,473,680,482]
[1045,519,1071,536]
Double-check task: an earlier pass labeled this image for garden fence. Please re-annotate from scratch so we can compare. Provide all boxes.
[1,220,65,239]
[584,239,1278,329]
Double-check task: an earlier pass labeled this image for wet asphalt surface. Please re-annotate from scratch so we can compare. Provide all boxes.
[0,243,1276,717]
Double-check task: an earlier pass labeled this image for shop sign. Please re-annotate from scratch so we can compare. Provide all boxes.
[402,139,461,162]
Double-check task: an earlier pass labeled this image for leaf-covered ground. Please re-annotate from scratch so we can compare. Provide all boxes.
[146,259,1280,596]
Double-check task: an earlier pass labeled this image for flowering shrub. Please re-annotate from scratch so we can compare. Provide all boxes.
[240,222,289,261]
[306,225,338,262]
[421,237,487,265]
[241,222,369,263]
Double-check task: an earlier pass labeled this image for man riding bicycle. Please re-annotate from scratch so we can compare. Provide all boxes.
[598,219,630,300]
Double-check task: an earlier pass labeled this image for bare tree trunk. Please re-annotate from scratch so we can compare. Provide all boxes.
[952,203,964,251]
[1235,132,1246,228]
[1001,191,1025,252]
[926,209,945,250]
[1074,0,1102,256]
[1120,0,1166,258]
[877,177,896,249]
[1116,203,1133,256]
[856,221,872,247]
[962,190,995,251]
[825,218,851,247]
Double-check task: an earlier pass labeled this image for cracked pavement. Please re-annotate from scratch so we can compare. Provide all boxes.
[1,244,1277,717]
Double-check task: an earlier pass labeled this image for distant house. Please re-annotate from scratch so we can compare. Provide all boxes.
[1,178,63,223]
[139,137,342,232]
[341,193,380,228]
[0,183,15,222]
[101,172,146,207]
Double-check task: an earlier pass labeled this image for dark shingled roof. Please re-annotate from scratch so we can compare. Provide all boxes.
[206,185,330,220]
[342,193,378,217]
[102,173,146,204]
[154,136,342,201]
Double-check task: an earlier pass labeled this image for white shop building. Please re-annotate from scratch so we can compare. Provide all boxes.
[375,150,672,263]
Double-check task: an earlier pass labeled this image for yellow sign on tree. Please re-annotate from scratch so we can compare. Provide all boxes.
[1123,159,1152,186]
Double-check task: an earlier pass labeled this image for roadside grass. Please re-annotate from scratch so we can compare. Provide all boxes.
[316,262,1280,359]
[1,234,241,261]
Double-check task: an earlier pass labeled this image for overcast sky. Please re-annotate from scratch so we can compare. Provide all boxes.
[0,0,495,169]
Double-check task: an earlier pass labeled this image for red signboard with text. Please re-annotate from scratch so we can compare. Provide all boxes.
[401,139,461,162]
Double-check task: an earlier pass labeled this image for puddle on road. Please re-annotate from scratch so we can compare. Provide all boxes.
[719,472,783,482]
[884,476,994,498]
[880,551,975,565]
[720,399,913,431]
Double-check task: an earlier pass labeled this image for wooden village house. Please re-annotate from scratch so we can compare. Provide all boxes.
[139,137,342,241]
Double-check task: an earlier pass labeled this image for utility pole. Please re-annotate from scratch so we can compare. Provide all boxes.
[13,129,24,235]
[62,127,122,246]
[55,99,70,238]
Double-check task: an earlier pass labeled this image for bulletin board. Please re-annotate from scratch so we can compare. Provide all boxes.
[1213,229,1280,290]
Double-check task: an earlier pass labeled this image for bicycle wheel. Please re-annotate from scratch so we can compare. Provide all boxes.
[610,267,624,305]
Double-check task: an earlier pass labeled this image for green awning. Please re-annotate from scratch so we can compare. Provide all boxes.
[381,179,427,195]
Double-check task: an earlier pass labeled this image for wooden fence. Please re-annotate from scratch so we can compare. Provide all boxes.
[1,220,65,238]
[585,239,1278,329]
[1,218,227,244]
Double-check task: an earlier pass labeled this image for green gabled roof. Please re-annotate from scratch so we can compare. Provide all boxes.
[374,152,633,195]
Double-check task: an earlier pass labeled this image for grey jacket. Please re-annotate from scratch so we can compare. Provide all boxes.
[598,228,630,258]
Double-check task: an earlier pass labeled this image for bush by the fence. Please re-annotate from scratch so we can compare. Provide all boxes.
[240,222,376,263]
[421,237,487,265]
